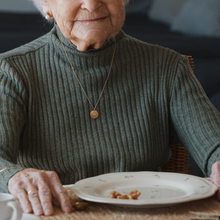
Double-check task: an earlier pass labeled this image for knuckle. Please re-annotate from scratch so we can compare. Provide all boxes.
[20,199,31,209]
[24,173,30,178]
[17,191,27,200]
[58,187,68,195]
[39,189,51,197]
[25,178,33,186]
[37,178,47,186]
[12,183,25,194]
[42,201,51,207]
[28,192,39,199]
[35,174,49,185]
[16,181,24,188]
[212,161,220,172]
[49,171,59,180]
[36,172,46,180]
[32,202,41,208]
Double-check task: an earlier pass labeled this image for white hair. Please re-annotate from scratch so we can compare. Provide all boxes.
[29,0,44,15]
[29,0,130,16]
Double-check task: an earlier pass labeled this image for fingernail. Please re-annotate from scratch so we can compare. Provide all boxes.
[64,206,72,213]
[45,209,52,215]
[36,209,42,216]
[25,208,31,213]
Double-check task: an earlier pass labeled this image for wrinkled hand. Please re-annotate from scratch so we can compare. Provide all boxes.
[8,168,72,216]
[210,161,220,200]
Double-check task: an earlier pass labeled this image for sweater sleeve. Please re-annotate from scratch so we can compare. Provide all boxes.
[170,57,220,177]
[0,59,27,193]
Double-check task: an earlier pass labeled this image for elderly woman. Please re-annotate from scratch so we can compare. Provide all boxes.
[1,0,220,216]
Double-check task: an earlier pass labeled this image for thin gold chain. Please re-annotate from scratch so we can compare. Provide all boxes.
[0,167,22,174]
[58,37,116,111]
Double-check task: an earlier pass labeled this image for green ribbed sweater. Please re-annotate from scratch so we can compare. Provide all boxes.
[1,26,220,193]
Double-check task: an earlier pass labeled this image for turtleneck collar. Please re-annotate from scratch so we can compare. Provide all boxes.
[52,24,125,54]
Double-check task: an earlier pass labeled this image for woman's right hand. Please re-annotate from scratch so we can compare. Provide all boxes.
[8,168,72,216]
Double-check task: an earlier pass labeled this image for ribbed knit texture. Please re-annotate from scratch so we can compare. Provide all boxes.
[1,26,220,193]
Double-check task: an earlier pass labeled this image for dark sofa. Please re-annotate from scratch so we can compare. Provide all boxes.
[123,14,220,111]
[1,12,220,176]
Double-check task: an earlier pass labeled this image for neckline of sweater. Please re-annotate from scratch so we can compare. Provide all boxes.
[53,24,126,55]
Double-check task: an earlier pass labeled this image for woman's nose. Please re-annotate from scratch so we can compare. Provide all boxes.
[81,0,102,12]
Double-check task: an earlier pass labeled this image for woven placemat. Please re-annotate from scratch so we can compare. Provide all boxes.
[38,187,220,220]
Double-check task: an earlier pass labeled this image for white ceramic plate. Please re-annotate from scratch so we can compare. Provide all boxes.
[21,213,40,220]
[71,171,218,208]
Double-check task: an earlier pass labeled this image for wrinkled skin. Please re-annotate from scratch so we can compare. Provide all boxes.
[9,0,220,217]
[8,169,72,215]
[41,0,126,51]
[8,0,126,216]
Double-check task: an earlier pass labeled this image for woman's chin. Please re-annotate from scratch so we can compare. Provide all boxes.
[71,31,113,51]
[74,38,106,51]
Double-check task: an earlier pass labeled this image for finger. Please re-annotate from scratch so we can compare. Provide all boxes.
[16,189,33,214]
[211,162,220,185]
[38,178,53,216]
[210,162,220,201]
[211,162,220,177]
[49,172,72,213]
[53,185,72,213]
[27,186,43,216]
[8,177,33,214]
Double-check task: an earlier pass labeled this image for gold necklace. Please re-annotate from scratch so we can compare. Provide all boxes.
[58,37,116,119]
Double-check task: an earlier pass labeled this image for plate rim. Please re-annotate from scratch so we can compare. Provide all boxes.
[71,171,218,207]
[22,213,41,220]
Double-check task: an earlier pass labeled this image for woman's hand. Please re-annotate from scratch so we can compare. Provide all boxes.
[8,168,72,216]
[210,161,220,200]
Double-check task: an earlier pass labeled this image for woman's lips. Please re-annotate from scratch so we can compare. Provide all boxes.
[77,16,107,23]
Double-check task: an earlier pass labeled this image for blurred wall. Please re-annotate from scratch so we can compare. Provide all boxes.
[0,0,37,13]
[1,0,148,14]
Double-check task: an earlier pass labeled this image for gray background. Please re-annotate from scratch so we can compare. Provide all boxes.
[0,0,37,13]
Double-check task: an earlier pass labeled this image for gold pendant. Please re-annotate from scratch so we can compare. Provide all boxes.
[90,110,99,119]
